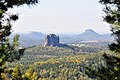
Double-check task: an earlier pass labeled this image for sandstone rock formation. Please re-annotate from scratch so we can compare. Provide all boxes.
[44,34,59,46]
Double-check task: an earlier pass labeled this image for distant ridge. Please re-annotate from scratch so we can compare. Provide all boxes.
[78,29,103,40]
[10,29,113,46]
[60,29,113,43]
[10,32,46,47]
[85,29,97,33]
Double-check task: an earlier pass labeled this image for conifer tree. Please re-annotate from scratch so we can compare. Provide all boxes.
[12,66,22,80]
[97,0,120,79]
[0,0,38,79]
[85,1,120,79]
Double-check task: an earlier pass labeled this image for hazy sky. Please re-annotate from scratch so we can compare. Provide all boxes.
[9,0,111,34]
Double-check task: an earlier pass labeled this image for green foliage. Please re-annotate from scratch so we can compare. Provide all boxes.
[7,45,106,80]
[0,0,38,79]
[12,66,22,80]
[88,0,120,80]
[99,0,120,52]
[13,35,20,48]
[22,67,38,80]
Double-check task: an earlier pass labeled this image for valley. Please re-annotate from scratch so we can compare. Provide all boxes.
[4,29,114,79]
[6,40,111,79]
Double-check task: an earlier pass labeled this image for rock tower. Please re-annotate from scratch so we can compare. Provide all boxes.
[44,34,59,46]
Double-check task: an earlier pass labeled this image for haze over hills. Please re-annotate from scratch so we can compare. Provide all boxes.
[10,29,113,46]
[10,32,46,47]
[60,29,113,43]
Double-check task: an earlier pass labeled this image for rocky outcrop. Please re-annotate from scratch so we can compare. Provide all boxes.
[44,34,59,46]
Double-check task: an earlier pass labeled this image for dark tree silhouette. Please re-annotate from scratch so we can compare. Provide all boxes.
[0,0,38,79]
[97,0,120,79]
[84,0,120,80]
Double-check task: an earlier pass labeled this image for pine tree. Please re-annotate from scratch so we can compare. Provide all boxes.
[0,0,38,79]
[97,0,120,79]
[84,0,120,79]
[12,66,22,80]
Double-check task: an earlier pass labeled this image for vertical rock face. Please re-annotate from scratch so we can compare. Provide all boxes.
[44,34,59,46]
